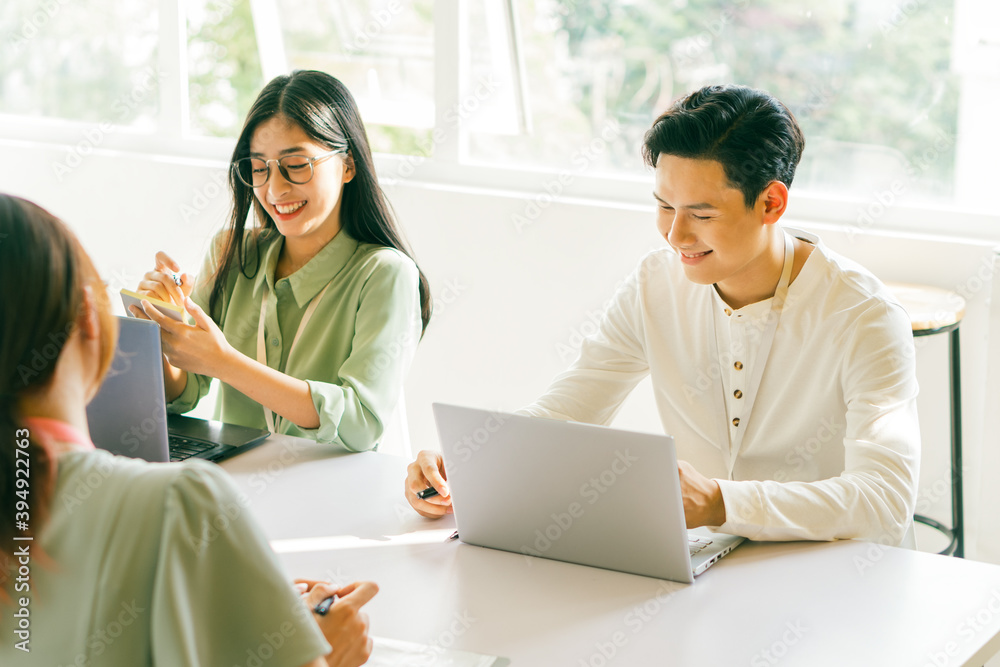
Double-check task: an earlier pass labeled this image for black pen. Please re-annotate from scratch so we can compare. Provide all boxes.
[314,595,336,615]
[417,486,439,500]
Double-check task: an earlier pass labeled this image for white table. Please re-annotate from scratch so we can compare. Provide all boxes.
[222,436,1000,667]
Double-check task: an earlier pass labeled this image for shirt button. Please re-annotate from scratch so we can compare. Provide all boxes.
[724,308,732,316]
[734,390,743,399]
[732,417,740,427]
[271,338,279,347]
[734,361,744,370]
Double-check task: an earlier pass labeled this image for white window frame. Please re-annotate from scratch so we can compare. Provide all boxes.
[1,0,997,242]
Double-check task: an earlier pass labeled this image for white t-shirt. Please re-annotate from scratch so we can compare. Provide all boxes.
[521,229,920,545]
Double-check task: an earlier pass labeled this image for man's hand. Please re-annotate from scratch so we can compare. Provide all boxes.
[405,450,453,518]
[678,460,726,528]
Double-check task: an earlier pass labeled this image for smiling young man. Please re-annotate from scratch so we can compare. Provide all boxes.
[407,84,920,546]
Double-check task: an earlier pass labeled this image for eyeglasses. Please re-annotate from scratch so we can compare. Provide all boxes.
[233,148,347,188]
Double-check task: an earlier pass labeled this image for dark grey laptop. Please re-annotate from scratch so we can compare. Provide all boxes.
[86,317,270,463]
[433,403,745,583]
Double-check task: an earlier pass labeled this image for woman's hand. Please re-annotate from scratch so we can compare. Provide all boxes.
[303,581,378,667]
[134,251,193,312]
[137,295,235,380]
[405,450,453,519]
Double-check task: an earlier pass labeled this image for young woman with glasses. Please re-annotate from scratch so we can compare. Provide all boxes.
[132,70,431,451]
[0,194,376,666]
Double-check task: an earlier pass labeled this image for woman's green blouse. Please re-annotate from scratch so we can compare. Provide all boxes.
[168,228,422,451]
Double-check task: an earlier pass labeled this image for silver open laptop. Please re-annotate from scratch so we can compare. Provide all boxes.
[86,316,270,463]
[433,403,745,583]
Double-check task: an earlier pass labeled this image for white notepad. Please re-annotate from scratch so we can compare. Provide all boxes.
[368,636,509,666]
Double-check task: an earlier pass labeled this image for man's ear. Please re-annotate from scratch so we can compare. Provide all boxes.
[760,181,789,225]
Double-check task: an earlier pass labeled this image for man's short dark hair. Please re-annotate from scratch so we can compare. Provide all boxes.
[642,84,805,210]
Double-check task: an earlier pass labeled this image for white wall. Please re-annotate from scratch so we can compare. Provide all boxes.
[2,138,997,562]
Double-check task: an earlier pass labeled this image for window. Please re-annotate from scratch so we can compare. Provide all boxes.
[1,0,997,232]
[188,0,263,139]
[0,0,160,128]
[464,0,971,209]
[187,0,435,155]
[274,0,434,155]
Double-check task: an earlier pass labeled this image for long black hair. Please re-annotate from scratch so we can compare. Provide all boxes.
[0,194,116,584]
[211,70,431,333]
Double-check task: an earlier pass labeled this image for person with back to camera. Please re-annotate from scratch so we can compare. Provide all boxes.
[404,84,920,548]
[0,194,376,666]
[132,70,430,451]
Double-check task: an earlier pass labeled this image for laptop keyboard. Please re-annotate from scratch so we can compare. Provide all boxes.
[689,535,714,556]
[169,435,215,462]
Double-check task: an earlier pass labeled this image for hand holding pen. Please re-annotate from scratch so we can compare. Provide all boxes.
[297,579,378,667]
[133,251,194,313]
[405,450,453,519]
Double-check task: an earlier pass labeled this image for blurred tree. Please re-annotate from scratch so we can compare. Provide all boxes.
[188,0,263,138]
[0,0,961,200]
[0,0,159,126]
[541,0,959,197]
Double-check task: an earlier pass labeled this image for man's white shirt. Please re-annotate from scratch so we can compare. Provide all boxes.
[521,228,920,544]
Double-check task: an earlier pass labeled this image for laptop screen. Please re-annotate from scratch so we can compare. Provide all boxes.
[86,317,170,462]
